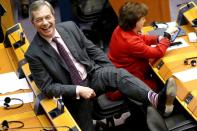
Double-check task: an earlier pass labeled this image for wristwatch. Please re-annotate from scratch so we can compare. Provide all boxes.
[163,32,171,40]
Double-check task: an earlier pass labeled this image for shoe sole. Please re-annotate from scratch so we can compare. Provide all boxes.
[164,77,177,116]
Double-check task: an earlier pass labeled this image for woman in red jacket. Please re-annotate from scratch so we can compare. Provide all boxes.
[107,2,177,100]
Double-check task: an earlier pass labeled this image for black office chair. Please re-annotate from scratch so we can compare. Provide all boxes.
[92,93,129,130]
[92,92,166,131]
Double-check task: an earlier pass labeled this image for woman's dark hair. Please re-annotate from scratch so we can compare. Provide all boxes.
[118,2,148,31]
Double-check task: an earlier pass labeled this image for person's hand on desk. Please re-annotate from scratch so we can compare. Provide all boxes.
[77,86,96,99]
[157,26,179,42]
[165,26,179,35]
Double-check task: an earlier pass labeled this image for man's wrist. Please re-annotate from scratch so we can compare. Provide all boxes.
[163,32,171,40]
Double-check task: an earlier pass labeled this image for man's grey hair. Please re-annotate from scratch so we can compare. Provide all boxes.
[29,0,55,21]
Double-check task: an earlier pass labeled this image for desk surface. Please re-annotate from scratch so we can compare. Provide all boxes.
[0,89,53,131]
[0,80,80,131]
[0,103,52,131]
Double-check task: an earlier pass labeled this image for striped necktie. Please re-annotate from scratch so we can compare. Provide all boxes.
[52,37,83,85]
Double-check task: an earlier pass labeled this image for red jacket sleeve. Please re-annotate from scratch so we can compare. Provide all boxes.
[140,34,158,46]
[127,34,170,59]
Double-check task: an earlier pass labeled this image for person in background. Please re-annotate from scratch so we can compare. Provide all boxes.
[21,0,29,18]
[107,2,178,101]
[25,0,177,130]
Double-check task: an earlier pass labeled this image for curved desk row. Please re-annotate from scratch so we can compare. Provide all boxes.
[148,2,197,122]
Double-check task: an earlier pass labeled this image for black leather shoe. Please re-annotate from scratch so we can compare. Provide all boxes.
[157,77,177,116]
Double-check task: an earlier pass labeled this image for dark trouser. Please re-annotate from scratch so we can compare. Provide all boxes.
[90,66,150,104]
[63,98,95,131]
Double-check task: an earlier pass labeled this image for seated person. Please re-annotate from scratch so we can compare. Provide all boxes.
[107,2,178,101]
[25,1,177,130]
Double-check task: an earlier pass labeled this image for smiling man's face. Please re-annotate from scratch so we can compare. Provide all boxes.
[31,5,55,38]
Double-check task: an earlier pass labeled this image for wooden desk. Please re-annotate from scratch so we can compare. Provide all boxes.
[149,31,197,121]
[0,105,52,131]
[148,2,197,121]
[0,91,52,131]
[1,40,53,130]
[0,44,16,74]
[0,0,15,34]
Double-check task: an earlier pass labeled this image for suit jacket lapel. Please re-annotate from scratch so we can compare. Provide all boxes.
[36,34,69,70]
[56,26,80,61]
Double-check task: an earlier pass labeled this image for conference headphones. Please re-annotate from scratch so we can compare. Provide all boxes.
[0,119,72,130]
[3,97,24,109]
[1,120,24,130]
[184,57,197,67]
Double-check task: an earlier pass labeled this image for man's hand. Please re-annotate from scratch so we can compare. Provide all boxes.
[77,86,96,99]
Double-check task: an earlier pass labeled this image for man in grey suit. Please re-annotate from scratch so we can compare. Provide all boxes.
[25,0,177,130]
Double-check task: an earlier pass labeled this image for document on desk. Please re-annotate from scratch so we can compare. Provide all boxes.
[167,38,189,51]
[0,92,34,107]
[0,72,30,94]
[173,68,197,82]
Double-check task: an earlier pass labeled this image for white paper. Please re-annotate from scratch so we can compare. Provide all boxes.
[173,68,197,82]
[156,21,177,28]
[0,72,30,94]
[167,38,189,51]
[166,21,177,27]
[0,92,34,107]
